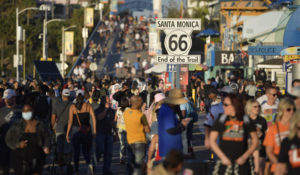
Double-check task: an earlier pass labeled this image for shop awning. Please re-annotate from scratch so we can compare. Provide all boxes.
[243,11,285,39]
[145,64,167,74]
[256,59,283,69]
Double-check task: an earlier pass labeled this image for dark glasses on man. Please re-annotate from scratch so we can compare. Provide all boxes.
[270,93,277,97]
[286,108,296,112]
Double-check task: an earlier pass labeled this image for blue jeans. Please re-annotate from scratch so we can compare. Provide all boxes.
[127,143,146,175]
[118,129,128,161]
[72,131,92,172]
[95,134,113,173]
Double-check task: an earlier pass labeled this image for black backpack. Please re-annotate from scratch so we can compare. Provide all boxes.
[34,95,50,120]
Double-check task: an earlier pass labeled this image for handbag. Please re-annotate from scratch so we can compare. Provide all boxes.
[75,110,91,134]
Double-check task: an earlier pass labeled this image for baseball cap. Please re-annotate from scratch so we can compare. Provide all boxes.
[76,89,85,97]
[62,89,70,96]
[3,89,16,99]
[221,86,233,94]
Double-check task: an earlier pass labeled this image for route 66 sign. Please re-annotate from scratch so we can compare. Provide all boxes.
[155,18,202,64]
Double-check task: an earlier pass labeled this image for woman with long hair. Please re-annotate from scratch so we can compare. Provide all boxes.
[275,110,300,175]
[245,99,267,175]
[263,98,296,174]
[210,94,258,175]
[66,90,96,174]
[5,104,50,175]
[114,97,129,164]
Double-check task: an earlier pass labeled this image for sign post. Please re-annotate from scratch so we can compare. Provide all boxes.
[155,18,201,88]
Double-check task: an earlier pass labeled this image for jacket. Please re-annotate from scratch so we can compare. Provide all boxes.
[5,119,50,150]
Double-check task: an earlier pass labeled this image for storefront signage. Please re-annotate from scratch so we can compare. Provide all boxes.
[284,55,300,68]
[280,46,300,56]
[214,51,248,66]
[248,46,285,56]
[156,55,201,64]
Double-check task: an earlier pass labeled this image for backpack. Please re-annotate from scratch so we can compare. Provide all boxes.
[34,95,50,120]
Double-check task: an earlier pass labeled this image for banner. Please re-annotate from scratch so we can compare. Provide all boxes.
[153,0,160,15]
[280,46,300,56]
[148,24,157,56]
[102,0,109,4]
[65,31,74,56]
[84,8,94,27]
[111,0,118,13]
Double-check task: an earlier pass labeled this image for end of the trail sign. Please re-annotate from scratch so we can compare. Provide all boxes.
[156,18,201,30]
[155,55,201,64]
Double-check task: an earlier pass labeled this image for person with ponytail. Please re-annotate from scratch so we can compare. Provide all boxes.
[66,90,96,174]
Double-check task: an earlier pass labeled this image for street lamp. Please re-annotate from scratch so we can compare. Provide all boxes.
[16,7,39,82]
[62,25,77,78]
[43,18,65,61]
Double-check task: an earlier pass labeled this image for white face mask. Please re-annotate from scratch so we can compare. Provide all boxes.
[22,112,33,120]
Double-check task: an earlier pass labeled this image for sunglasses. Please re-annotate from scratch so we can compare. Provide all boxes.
[223,103,232,107]
[253,105,260,109]
[286,108,296,112]
[296,126,300,131]
[270,93,277,97]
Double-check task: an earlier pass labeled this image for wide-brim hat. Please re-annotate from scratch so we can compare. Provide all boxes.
[164,88,188,105]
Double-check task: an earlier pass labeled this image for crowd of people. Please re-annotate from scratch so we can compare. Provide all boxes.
[0,74,299,175]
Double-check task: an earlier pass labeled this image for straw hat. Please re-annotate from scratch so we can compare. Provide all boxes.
[164,89,188,105]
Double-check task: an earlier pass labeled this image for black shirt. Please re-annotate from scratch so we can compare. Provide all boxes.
[211,115,256,161]
[250,115,267,157]
[278,137,300,175]
[96,106,115,136]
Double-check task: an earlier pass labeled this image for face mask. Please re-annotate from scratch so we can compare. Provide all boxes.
[22,112,33,120]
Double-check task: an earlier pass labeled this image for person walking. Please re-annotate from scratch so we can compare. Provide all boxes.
[5,104,50,175]
[115,98,130,164]
[157,89,191,158]
[124,95,150,175]
[275,109,300,175]
[95,96,116,175]
[66,90,97,174]
[245,99,267,175]
[0,89,22,175]
[51,89,73,174]
[263,98,296,174]
[210,94,258,175]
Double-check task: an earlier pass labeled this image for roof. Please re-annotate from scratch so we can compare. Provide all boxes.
[256,59,283,69]
[257,59,283,65]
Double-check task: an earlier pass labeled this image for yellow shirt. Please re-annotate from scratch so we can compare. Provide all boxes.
[123,108,146,144]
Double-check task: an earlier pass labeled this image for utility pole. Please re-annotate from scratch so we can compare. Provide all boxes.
[23,29,26,80]
[16,7,39,82]
[16,8,20,82]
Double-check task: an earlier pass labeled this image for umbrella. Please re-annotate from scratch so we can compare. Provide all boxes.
[196,28,220,37]
[145,64,167,74]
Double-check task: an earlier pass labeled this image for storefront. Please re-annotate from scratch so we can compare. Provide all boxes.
[207,50,249,82]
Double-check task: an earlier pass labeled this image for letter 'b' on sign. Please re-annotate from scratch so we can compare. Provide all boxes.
[164,30,192,55]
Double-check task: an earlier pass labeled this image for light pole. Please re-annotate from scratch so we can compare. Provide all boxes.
[42,18,65,61]
[16,7,39,82]
[62,25,76,78]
